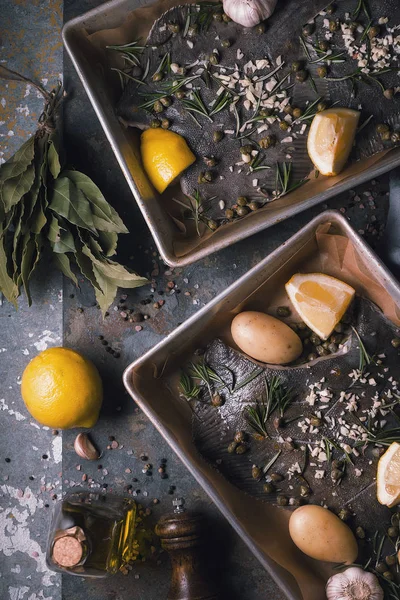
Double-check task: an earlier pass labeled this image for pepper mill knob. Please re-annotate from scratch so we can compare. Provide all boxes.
[155,498,219,600]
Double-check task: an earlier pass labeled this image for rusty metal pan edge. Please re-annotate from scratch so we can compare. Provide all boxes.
[63,1,400,268]
[122,210,400,599]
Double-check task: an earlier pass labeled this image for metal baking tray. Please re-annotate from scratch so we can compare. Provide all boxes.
[63,0,400,268]
[123,210,400,599]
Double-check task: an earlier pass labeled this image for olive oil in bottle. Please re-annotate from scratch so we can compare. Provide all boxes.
[47,492,137,577]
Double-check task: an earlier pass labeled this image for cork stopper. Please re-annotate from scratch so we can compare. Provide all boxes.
[52,527,86,568]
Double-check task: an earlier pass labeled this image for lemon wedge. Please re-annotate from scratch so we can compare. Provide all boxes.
[141,128,196,194]
[377,442,400,507]
[307,108,360,176]
[285,273,355,340]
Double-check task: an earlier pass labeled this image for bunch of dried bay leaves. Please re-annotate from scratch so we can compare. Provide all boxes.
[0,67,148,314]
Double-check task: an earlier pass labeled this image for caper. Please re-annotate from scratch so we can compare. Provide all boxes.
[211,392,224,405]
[355,526,365,539]
[160,96,172,107]
[234,430,247,443]
[203,171,214,182]
[289,497,301,507]
[152,72,163,82]
[310,333,321,345]
[338,509,351,521]
[386,554,397,566]
[381,130,392,141]
[348,21,359,33]
[391,133,400,143]
[317,101,327,112]
[248,201,259,211]
[255,22,266,34]
[292,107,303,119]
[329,333,342,345]
[203,156,217,168]
[316,345,329,356]
[150,119,161,128]
[276,495,289,506]
[307,353,318,361]
[279,121,290,131]
[376,123,390,134]
[153,100,164,113]
[384,87,394,99]
[295,69,308,83]
[221,39,231,48]
[388,526,399,538]
[240,145,253,155]
[252,465,262,480]
[236,206,249,217]
[213,130,224,143]
[376,562,387,573]
[391,513,400,526]
[328,342,338,354]
[235,443,248,455]
[209,52,219,65]
[383,571,394,581]
[225,209,234,219]
[259,135,276,149]
[187,25,198,37]
[329,19,339,32]
[277,306,291,317]
[317,66,327,78]
[160,118,170,129]
[237,196,248,206]
[391,337,400,348]
[331,468,343,481]
[167,21,180,34]
[259,108,271,117]
[270,473,284,483]
[318,40,329,52]
[310,416,321,427]
[326,3,337,14]
[227,441,237,453]
[175,90,186,100]
[263,482,275,494]
[213,12,223,22]
[368,25,380,39]
[372,447,385,458]
[283,105,293,115]
[291,61,303,73]
[302,22,315,36]
[222,13,231,22]
[299,485,310,498]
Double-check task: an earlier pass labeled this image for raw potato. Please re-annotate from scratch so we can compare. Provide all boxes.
[231,311,303,365]
[289,505,358,564]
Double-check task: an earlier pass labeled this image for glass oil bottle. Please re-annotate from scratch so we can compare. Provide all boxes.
[46,492,138,577]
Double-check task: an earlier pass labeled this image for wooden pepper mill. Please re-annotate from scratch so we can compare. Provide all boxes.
[155,498,219,600]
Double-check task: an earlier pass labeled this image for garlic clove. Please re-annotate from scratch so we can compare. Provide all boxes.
[74,433,100,461]
[326,567,384,600]
[222,0,277,28]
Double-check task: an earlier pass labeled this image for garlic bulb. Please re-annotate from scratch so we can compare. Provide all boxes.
[326,568,384,600]
[222,0,277,28]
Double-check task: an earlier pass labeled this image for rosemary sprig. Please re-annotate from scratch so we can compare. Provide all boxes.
[299,36,311,61]
[138,91,169,111]
[244,376,292,438]
[274,162,309,198]
[152,52,171,78]
[353,0,371,21]
[183,12,191,37]
[182,90,212,122]
[179,371,201,401]
[172,190,216,236]
[106,40,145,67]
[262,450,282,474]
[232,367,264,392]
[189,358,229,398]
[248,153,271,173]
[194,2,223,32]
[111,68,145,89]
[357,114,374,135]
[292,97,323,124]
[161,74,201,94]
[269,376,296,417]
[209,90,232,116]
[351,326,374,373]
[323,437,354,465]
[309,51,346,64]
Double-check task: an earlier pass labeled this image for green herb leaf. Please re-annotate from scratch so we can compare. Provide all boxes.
[0,136,35,184]
[52,253,78,286]
[49,176,97,234]
[75,249,101,292]
[82,244,148,289]
[63,170,128,233]
[1,161,35,213]
[97,231,118,257]
[91,265,119,317]
[0,224,18,307]
[47,141,61,179]
[19,232,40,305]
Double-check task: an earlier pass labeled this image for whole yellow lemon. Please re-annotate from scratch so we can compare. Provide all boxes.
[21,347,103,429]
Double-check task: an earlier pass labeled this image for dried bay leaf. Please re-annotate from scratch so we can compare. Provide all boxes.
[82,244,148,289]
[52,253,78,286]
[54,225,76,254]
[98,231,118,257]
[20,233,41,305]
[49,176,97,234]
[0,225,18,307]
[0,136,35,183]
[92,265,119,317]
[63,170,128,233]
[48,140,61,179]
[75,249,101,292]
[1,161,35,213]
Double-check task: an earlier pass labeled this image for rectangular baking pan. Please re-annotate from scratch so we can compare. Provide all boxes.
[123,209,400,599]
[63,0,400,268]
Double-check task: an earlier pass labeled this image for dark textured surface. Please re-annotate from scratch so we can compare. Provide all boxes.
[0,1,398,599]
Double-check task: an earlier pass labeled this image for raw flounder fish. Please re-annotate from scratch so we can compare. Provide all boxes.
[192,298,400,564]
[117,0,400,213]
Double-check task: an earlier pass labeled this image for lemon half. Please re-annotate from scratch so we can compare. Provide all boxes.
[377,442,400,507]
[307,108,360,176]
[140,128,196,194]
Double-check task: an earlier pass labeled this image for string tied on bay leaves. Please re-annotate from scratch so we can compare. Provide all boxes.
[0,65,148,315]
